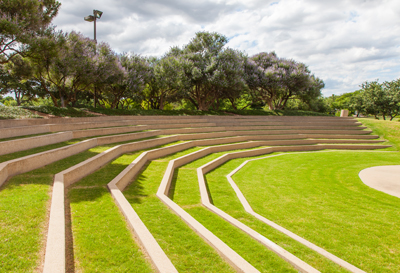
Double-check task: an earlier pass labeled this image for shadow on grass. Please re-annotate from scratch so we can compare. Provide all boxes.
[122,162,150,205]
[167,168,180,200]
[203,175,214,205]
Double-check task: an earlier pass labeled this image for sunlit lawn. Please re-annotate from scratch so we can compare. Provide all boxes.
[227,150,400,272]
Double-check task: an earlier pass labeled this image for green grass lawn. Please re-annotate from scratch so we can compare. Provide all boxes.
[0,106,42,119]
[67,142,193,272]
[0,141,168,273]
[123,147,236,273]
[227,150,400,272]
[358,118,400,150]
[171,150,347,272]
[22,106,96,117]
[0,149,99,273]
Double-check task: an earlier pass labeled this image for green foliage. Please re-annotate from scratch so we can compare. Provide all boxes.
[0,106,41,119]
[0,0,61,64]
[232,151,400,272]
[83,106,328,117]
[360,80,400,120]
[22,105,95,117]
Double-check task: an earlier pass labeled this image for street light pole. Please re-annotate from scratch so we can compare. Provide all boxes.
[84,10,103,107]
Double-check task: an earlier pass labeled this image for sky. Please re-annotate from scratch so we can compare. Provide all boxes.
[52,0,400,97]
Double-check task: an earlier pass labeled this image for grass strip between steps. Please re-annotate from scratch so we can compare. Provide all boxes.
[0,149,99,273]
[0,140,185,273]
[225,150,400,272]
[170,150,347,272]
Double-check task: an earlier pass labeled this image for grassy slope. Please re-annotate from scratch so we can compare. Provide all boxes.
[358,118,400,150]
[0,106,42,119]
[172,151,346,272]
[13,105,329,117]
[22,106,96,117]
[230,151,400,272]
[0,142,160,273]
[0,148,99,272]
[68,142,192,272]
[123,147,235,273]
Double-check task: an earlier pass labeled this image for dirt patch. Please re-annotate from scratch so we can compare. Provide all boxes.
[26,109,60,119]
[81,109,106,116]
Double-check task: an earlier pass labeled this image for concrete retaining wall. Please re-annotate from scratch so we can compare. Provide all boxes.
[224,152,367,273]
[0,139,97,187]
[0,115,356,129]
[0,132,73,156]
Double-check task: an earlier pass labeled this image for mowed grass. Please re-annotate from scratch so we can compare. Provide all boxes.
[0,148,100,273]
[171,150,346,272]
[0,140,165,273]
[358,118,400,150]
[230,150,400,272]
[68,141,190,272]
[123,147,235,273]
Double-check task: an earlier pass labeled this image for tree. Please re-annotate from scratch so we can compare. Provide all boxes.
[93,44,126,108]
[349,91,365,117]
[122,54,153,109]
[245,52,321,110]
[144,55,186,110]
[179,31,230,110]
[0,0,61,64]
[271,59,316,110]
[382,79,400,120]
[361,81,389,119]
[244,52,279,109]
[209,48,247,110]
[0,55,39,105]
[28,31,125,107]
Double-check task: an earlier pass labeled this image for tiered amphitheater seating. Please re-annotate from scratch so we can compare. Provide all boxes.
[0,115,388,273]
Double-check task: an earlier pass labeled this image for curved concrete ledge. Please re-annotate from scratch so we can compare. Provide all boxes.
[47,137,288,273]
[0,119,215,139]
[0,139,97,188]
[359,166,400,198]
[0,132,73,156]
[160,144,387,272]
[45,137,373,272]
[0,122,376,156]
[0,121,381,188]
[0,115,358,130]
[0,115,362,139]
[221,152,367,273]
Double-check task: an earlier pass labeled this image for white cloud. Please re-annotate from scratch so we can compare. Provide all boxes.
[52,0,400,96]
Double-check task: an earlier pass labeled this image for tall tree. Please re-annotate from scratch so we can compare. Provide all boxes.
[245,52,322,110]
[0,55,39,105]
[180,31,229,110]
[0,0,61,64]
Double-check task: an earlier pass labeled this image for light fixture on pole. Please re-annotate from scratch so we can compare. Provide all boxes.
[84,9,103,108]
[84,9,103,42]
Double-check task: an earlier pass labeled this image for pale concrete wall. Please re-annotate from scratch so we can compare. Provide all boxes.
[0,132,73,156]
[224,153,367,273]
[0,139,97,187]
[41,127,387,273]
[0,124,50,139]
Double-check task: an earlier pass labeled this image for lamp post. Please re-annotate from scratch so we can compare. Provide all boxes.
[84,10,103,43]
[84,10,103,108]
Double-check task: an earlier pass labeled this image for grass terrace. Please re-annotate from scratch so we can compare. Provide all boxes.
[0,115,397,272]
[0,106,42,119]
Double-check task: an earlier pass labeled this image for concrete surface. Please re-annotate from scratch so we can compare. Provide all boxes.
[359,166,400,198]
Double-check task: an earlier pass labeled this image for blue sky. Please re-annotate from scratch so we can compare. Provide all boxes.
[53,0,400,96]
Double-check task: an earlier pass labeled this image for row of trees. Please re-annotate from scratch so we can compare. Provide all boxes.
[324,79,400,120]
[1,0,325,111]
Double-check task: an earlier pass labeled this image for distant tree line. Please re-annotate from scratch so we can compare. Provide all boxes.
[1,0,326,111]
[323,79,400,120]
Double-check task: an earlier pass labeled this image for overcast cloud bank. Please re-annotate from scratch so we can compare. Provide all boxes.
[53,0,400,96]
